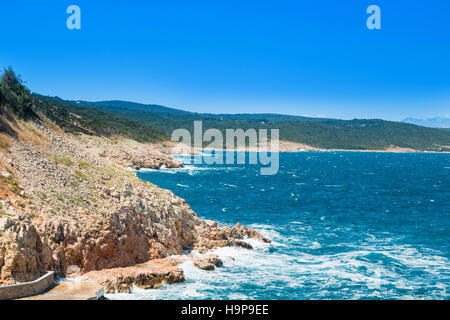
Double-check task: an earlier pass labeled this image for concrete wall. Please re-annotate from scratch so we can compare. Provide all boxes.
[0,271,55,300]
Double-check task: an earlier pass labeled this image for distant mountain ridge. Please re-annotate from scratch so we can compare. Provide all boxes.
[68,100,190,115]
[402,117,450,129]
[69,100,333,123]
[33,96,450,152]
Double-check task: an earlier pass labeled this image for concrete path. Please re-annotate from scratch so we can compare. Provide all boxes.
[21,280,103,300]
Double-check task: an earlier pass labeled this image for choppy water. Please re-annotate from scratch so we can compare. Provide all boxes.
[110,152,450,300]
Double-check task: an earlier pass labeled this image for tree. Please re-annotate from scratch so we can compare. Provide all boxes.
[0,67,35,119]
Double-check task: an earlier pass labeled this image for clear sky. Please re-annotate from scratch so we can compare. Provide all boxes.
[1,0,449,120]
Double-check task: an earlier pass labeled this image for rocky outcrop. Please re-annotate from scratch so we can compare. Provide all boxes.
[0,215,43,285]
[190,254,223,271]
[85,265,185,294]
[193,222,270,253]
[0,119,269,289]
[99,149,183,170]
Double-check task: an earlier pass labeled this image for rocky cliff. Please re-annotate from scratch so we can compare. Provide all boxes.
[0,114,268,287]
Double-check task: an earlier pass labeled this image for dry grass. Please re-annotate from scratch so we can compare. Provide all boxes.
[15,120,49,149]
[74,169,88,180]
[40,115,66,136]
[0,134,11,153]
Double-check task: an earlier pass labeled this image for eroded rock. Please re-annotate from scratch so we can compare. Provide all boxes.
[0,215,43,285]
[84,263,185,294]
[190,254,223,271]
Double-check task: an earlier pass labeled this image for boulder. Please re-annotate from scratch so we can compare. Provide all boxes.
[190,254,223,271]
[84,265,185,294]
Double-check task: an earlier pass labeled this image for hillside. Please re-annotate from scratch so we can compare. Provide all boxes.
[55,99,450,152]
[68,100,190,115]
[0,69,267,293]
[33,95,168,143]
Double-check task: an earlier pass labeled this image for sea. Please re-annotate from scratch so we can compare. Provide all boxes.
[108,152,450,300]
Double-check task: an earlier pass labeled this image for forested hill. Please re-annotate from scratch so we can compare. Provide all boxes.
[67,100,190,115]
[32,95,168,143]
[47,98,450,152]
[2,65,449,151]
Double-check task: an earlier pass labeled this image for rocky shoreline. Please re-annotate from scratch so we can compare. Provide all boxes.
[0,118,269,297]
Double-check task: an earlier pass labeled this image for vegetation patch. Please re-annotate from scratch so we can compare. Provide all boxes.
[74,169,88,180]
[0,67,36,120]
[77,159,91,169]
[10,179,20,194]
[51,156,73,166]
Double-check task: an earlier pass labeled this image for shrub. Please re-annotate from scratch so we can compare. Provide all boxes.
[0,67,35,119]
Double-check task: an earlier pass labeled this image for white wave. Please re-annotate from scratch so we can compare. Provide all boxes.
[223,183,237,188]
[308,241,322,249]
[108,241,450,300]
[106,221,450,300]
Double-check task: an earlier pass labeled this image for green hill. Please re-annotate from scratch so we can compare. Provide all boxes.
[33,95,167,143]
[67,100,190,115]
[59,99,450,152]
[1,66,446,151]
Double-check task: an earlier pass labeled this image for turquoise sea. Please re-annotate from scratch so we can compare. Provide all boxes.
[113,152,450,300]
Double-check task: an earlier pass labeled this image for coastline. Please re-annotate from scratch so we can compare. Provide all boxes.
[126,151,450,300]
[194,140,450,154]
[0,116,448,299]
[2,127,448,299]
[0,121,269,299]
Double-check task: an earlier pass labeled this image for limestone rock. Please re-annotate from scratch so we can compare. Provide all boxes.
[84,263,185,294]
[0,215,43,285]
[190,254,223,271]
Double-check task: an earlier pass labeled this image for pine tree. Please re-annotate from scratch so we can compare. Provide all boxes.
[0,67,35,119]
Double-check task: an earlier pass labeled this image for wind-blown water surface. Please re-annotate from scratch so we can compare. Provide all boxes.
[111,152,450,300]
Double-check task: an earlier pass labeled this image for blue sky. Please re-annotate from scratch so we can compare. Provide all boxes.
[1,0,449,120]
